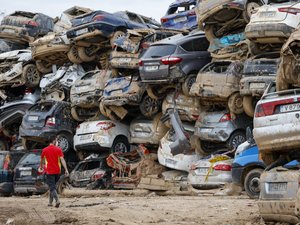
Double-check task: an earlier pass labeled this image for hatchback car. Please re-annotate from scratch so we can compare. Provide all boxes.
[245,0,300,45]
[73,118,130,158]
[194,109,252,153]
[0,11,54,44]
[190,60,244,115]
[161,0,197,30]
[70,69,111,121]
[139,31,211,97]
[19,101,77,153]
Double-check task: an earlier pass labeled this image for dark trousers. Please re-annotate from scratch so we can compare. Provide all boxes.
[46,174,60,203]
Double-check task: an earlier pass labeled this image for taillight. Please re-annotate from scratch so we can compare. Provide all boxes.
[161,56,182,65]
[278,7,300,15]
[188,10,196,16]
[219,113,231,122]
[45,117,55,126]
[91,170,105,181]
[161,17,168,23]
[192,114,199,120]
[138,60,143,66]
[254,98,294,117]
[96,121,115,130]
[93,15,105,21]
[24,88,32,94]
[213,164,232,171]
[24,20,38,27]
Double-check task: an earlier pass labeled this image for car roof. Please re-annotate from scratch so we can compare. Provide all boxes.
[169,0,196,7]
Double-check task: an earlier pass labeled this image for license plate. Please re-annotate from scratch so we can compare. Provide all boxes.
[174,16,187,23]
[20,170,31,176]
[76,28,88,36]
[28,116,38,121]
[144,65,158,71]
[80,134,92,141]
[119,58,132,63]
[259,11,276,18]
[165,158,177,166]
[197,167,209,174]
[269,182,287,192]
[280,103,300,113]
[250,83,265,89]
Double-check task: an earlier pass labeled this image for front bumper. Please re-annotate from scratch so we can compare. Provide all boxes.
[110,52,139,69]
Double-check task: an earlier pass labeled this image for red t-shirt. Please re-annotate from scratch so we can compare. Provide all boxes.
[41,145,64,174]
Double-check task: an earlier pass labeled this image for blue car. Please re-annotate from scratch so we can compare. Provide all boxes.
[232,142,298,199]
[161,0,197,30]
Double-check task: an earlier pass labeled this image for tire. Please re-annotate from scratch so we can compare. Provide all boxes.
[243,96,255,117]
[244,168,263,199]
[111,136,130,153]
[78,46,97,62]
[276,74,289,92]
[204,25,216,43]
[71,107,84,122]
[110,31,125,47]
[139,95,161,118]
[243,1,262,23]
[0,138,9,150]
[146,87,166,100]
[36,60,52,74]
[227,131,246,150]
[57,132,73,153]
[67,45,83,64]
[182,74,197,96]
[22,64,41,87]
[228,92,244,114]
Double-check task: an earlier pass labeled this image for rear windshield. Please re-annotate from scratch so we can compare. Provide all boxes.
[18,152,40,166]
[167,3,196,15]
[243,60,278,76]
[142,44,177,58]
[29,102,53,112]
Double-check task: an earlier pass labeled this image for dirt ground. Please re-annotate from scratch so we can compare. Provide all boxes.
[0,188,289,225]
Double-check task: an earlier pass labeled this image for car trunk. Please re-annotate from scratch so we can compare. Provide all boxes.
[76,120,112,134]
[1,12,36,27]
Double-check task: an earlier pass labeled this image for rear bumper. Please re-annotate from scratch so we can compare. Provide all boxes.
[240,76,275,96]
[14,182,48,194]
[194,123,234,142]
[74,133,113,151]
[19,127,58,142]
[188,172,232,189]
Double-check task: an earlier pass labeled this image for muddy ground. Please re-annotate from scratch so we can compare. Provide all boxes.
[0,188,288,225]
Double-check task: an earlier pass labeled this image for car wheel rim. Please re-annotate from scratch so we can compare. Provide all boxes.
[247,2,260,17]
[249,177,260,194]
[27,67,39,83]
[231,135,245,149]
[57,136,69,152]
[144,97,158,115]
[113,142,127,153]
[187,77,196,90]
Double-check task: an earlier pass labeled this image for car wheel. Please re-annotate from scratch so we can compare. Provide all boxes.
[0,138,9,150]
[276,74,289,91]
[228,92,244,114]
[111,136,129,153]
[146,87,166,100]
[78,46,97,62]
[243,1,262,23]
[110,30,125,47]
[227,131,246,150]
[57,133,73,153]
[243,96,255,117]
[23,64,41,87]
[67,45,83,64]
[36,60,52,74]
[182,74,197,96]
[204,25,216,43]
[71,107,84,122]
[139,95,161,118]
[244,168,263,199]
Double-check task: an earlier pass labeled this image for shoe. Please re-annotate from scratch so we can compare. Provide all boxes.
[55,201,60,208]
[48,203,53,207]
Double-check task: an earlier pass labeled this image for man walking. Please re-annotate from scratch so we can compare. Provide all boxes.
[39,136,69,208]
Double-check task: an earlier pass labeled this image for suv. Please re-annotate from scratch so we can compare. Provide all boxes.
[19,101,77,153]
[66,10,160,63]
[0,11,54,44]
[161,0,197,30]
[139,31,211,97]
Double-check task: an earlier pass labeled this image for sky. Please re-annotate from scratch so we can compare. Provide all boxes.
[0,0,174,22]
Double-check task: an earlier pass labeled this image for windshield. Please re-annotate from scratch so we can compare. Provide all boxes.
[18,152,40,166]
[142,44,176,58]
[243,60,278,76]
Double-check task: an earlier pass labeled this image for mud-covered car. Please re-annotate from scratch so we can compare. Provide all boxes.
[40,64,86,101]
[190,60,244,115]
[110,28,182,75]
[130,113,168,146]
[70,70,111,121]
[240,53,280,117]
[19,101,77,153]
[162,91,201,122]
[101,75,161,119]
[193,109,252,153]
[139,31,211,97]
[0,11,54,44]
[0,49,40,88]
[73,118,130,158]
[0,39,26,53]
[258,167,300,224]
[66,10,160,63]
[161,0,197,30]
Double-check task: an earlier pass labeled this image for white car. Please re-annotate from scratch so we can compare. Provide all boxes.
[188,153,233,189]
[73,118,130,158]
[245,0,300,44]
[157,123,202,172]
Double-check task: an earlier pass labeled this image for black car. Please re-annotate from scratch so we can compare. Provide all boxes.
[0,151,25,196]
[139,31,211,97]
[0,11,54,44]
[19,101,77,153]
